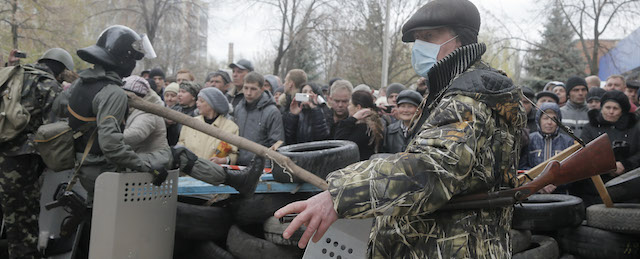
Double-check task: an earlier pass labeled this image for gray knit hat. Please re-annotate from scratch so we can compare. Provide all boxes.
[179,81,201,98]
[386,83,406,96]
[198,87,230,115]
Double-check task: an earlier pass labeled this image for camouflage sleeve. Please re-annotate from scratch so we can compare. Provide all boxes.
[36,78,62,125]
[327,94,493,219]
[93,85,150,172]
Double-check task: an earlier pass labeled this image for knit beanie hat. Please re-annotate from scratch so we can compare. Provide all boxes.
[354,84,372,93]
[149,68,165,79]
[600,90,630,114]
[165,82,179,94]
[179,81,201,98]
[386,83,406,96]
[198,87,230,115]
[565,76,588,92]
[122,75,150,97]
[586,87,606,102]
[535,91,560,104]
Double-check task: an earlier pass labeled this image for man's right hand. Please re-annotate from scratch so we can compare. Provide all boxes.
[275,190,338,249]
[149,166,168,186]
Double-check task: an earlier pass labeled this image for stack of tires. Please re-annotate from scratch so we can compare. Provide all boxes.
[173,192,315,259]
[173,140,360,259]
[510,194,640,259]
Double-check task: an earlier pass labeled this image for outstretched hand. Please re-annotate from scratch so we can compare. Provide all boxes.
[274,190,339,249]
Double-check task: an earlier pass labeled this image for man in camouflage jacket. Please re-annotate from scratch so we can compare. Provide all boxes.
[0,48,73,259]
[275,1,526,258]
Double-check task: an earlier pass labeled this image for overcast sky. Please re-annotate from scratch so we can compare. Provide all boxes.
[206,0,636,63]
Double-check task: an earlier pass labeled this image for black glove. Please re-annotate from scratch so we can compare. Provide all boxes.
[149,166,168,186]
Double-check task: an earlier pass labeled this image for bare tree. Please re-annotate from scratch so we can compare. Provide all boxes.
[555,0,640,75]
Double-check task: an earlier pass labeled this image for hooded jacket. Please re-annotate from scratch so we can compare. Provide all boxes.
[234,91,284,165]
[519,103,575,172]
[560,100,589,137]
[326,43,526,259]
[283,106,330,145]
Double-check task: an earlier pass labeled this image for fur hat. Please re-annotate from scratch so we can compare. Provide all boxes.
[122,75,150,97]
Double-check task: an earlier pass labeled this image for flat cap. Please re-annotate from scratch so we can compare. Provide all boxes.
[402,0,480,42]
[229,59,254,72]
[397,90,423,107]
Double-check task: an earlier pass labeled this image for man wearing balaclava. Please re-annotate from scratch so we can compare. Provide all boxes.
[273,1,526,258]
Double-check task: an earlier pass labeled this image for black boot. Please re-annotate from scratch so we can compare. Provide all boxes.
[225,155,265,198]
[171,146,198,174]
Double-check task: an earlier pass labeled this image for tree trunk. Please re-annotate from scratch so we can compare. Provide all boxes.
[126,92,329,190]
[11,0,18,49]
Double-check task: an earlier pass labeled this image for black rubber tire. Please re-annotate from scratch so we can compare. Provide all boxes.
[263,216,306,246]
[189,241,234,259]
[227,225,305,259]
[512,235,559,259]
[229,193,314,226]
[512,194,585,231]
[557,225,640,259]
[272,140,359,183]
[605,168,640,202]
[586,203,640,234]
[175,202,233,241]
[511,229,532,254]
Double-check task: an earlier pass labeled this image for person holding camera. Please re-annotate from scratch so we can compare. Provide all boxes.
[283,82,331,144]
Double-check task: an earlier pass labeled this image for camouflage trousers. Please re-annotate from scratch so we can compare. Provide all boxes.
[0,154,44,259]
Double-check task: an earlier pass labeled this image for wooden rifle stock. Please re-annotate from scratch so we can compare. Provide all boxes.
[442,134,616,210]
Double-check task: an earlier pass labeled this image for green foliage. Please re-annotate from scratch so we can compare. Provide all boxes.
[525,4,586,81]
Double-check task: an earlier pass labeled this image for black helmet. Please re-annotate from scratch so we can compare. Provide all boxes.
[39,48,74,71]
[78,25,156,77]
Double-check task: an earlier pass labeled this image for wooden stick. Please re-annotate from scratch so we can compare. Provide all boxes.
[591,175,614,207]
[126,92,329,190]
[517,143,581,185]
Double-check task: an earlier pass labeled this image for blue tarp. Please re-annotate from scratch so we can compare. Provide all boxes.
[599,27,640,79]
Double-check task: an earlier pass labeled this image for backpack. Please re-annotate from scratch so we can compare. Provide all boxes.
[0,65,30,143]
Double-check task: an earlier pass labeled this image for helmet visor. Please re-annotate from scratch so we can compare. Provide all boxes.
[133,34,157,59]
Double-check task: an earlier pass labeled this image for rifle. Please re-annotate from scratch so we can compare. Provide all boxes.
[441,133,616,210]
[45,190,91,237]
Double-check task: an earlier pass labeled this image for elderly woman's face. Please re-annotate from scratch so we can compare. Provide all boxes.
[196,97,214,117]
[601,101,622,122]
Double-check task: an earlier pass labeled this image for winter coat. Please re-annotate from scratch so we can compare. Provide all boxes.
[560,101,589,137]
[283,106,330,144]
[234,91,284,165]
[581,109,640,173]
[382,120,410,153]
[520,102,575,170]
[571,109,640,200]
[124,90,169,155]
[326,48,525,259]
[334,114,384,161]
[178,115,239,165]
[525,108,537,133]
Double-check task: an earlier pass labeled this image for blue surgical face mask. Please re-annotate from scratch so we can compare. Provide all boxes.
[411,35,458,77]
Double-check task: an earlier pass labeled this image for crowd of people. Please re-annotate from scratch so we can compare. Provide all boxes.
[1,0,636,258]
[519,75,640,204]
[133,60,430,165]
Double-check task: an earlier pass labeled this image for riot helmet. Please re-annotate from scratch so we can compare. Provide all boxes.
[77,25,156,77]
[39,48,74,71]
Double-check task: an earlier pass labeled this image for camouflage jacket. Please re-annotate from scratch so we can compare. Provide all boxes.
[326,46,526,259]
[0,64,61,156]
